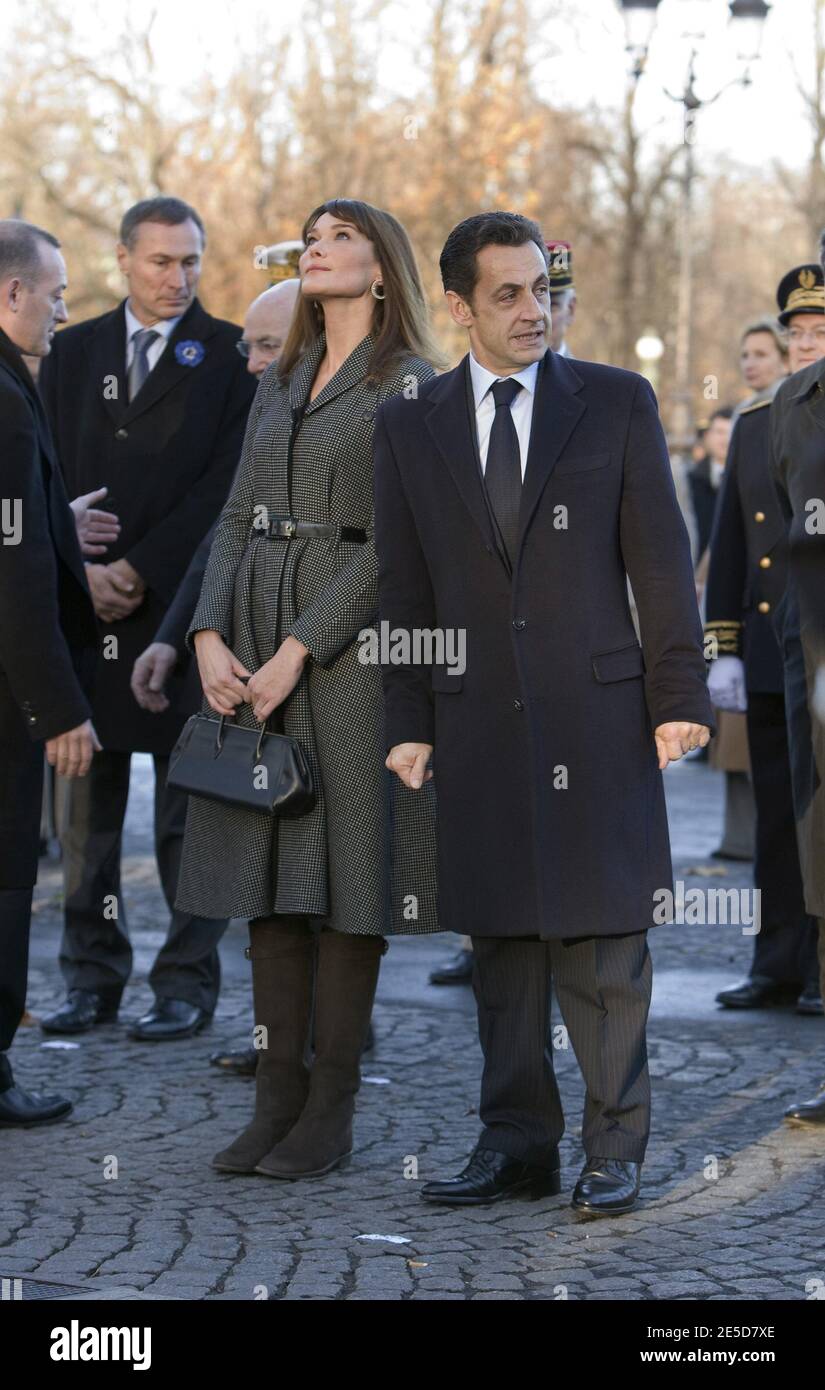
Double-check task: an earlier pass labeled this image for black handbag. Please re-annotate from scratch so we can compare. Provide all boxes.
[167,712,316,817]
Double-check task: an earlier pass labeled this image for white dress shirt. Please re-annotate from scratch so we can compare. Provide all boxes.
[124,301,182,375]
[468,353,540,479]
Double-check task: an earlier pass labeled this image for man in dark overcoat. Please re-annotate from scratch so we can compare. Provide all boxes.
[769,244,825,1128]
[38,197,256,1041]
[0,219,99,1124]
[374,212,713,1215]
[705,268,825,1015]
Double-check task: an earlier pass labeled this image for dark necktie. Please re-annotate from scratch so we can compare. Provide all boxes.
[127,327,160,402]
[484,377,523,564]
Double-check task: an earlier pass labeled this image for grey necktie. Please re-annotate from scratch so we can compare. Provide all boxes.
[127,327,160,402]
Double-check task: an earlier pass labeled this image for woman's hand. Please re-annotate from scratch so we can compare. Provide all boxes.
[193,630,252,716]
[246,637,310,722]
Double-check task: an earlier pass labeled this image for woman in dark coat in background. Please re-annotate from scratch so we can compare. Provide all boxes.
[177,200,443,1179]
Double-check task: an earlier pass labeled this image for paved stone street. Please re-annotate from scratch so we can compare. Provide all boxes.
[1,756,823,1301]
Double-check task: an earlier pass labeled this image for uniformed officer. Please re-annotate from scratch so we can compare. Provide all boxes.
[770,251,825,1127]
[705,265,824,1014]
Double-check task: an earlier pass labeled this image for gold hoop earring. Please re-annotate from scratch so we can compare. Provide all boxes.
[370,280,385,301]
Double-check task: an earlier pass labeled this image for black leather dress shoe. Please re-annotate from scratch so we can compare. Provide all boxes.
[572,1158,641,1216]
[0,1084,73,1128]
[40,988,120,1034]
[209,1046,259,1076]
[796,984,824,1016]
[429,948,474,986]
[783,1087,825,1127]
[420,1146,561,1205]
[129,999,212,1041]
[715,977,797,1010]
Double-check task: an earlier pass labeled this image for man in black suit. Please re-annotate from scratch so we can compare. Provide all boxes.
[38,197,256,1041]
[373,212,713,1215]
[0,219,99,1125]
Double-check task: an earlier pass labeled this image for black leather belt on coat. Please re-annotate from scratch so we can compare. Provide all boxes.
[253,516,367,543]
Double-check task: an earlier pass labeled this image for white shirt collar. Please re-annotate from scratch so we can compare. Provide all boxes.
[124,300,182,344]
[468,351,540,410]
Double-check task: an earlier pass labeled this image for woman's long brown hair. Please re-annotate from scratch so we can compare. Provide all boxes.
[277,198,445,385]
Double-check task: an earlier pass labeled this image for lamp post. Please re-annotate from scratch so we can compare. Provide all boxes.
[617,0,770,459]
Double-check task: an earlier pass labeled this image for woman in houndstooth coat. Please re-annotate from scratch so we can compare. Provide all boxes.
[176,200,443,1181]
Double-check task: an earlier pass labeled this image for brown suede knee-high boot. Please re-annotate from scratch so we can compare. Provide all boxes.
[212,915,315,1174]
[255,929,385,1179]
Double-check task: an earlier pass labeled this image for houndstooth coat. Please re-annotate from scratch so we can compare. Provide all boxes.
[174,332,441,935]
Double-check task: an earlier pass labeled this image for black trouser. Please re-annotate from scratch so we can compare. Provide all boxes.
[56,750,228,1012]
[0,886,35,1090]
[471,930,652,1169]
[746,692,820,987]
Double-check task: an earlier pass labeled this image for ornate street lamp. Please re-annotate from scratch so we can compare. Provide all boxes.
[729,1,771,63]
[616,0,770,456]
[619,0,662,80]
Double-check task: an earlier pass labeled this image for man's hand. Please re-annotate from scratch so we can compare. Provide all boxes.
[107,557,146,599]
[246,637,310,722]
[85,563,143,623]
[45,720,101,778]
[654,721,711,770]
[70,487,121,556]
[131,642,178,713]
[386,742,434,789]
[707,654,747,713]
[193,629,253,716]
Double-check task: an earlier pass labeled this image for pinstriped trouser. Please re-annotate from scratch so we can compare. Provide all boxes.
[471,931,652,1167]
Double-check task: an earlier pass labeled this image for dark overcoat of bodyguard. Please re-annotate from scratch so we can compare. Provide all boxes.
[0,219,98,1125]
[36,197,256,1040]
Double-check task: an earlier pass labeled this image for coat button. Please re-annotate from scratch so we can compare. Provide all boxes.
[758,601,771,613]
[28,715,36,724]
[512,618,526,630]
[115,427,128,440]
[759,556,771,568]
[513,698,524,711]
[754,511,765,522]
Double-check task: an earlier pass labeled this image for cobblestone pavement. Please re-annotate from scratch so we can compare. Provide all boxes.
[1,756,823,1301]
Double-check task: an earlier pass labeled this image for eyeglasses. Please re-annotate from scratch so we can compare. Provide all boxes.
[235,339,281,359]
[787,326,825,344]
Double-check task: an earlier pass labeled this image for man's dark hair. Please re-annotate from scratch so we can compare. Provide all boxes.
[439,211,547,302]
[0,219,60,286]
[709,406,734,423]
[119,197,206,250]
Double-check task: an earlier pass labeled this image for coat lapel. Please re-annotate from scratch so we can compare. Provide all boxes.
[516,350,586,560]
[119,299,218,424]
[0,330,90,595]
[83,303,128,426]
[291,331,377,415]
[424,356,502,565]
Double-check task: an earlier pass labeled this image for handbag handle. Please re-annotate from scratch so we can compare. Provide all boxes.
[213,675,275,761]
